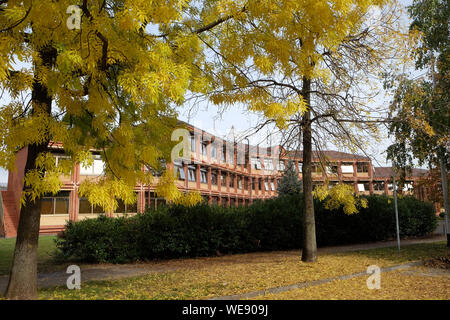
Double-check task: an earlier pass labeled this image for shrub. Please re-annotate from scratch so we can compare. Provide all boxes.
[55,194,437,263]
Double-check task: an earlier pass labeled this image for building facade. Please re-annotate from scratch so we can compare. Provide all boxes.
[0,124,430,238]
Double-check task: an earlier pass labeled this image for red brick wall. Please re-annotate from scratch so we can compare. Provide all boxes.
[0,195,4,237]
[2,147,27,237]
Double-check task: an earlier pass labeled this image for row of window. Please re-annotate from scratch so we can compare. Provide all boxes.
[174,164,278,191]
[191,135,235,164]
[53,151,371,179]
[40,179,415,216]
[41,191,139,215]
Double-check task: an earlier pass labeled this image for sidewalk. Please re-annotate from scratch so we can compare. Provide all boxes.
[0,235,446,293]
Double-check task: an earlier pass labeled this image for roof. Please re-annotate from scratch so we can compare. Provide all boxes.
[373,167,429,178]
[285,150,370,161]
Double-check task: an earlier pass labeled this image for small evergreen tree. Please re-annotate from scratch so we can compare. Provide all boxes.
[277,160,303,196]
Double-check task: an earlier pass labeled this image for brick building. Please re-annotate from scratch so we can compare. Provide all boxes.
[0,124,431,238]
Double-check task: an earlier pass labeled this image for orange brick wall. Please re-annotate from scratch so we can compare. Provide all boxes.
[2,147,27,237]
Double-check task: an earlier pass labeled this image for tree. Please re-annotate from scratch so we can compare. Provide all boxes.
[277,160,302,196]
[192,0,407,261]
[0,0,226,299]
[386,0,449,245]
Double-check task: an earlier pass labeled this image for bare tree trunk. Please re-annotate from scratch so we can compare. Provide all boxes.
[301,77,317,262]
[5,187,43,299]
[438,150,449,247]
[5,47,55,299]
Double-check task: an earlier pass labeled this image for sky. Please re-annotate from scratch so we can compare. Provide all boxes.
[0,0,423,184]
[175,0,420,168]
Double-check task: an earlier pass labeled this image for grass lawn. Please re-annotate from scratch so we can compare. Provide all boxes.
[37,242,449,300]
[0,236,58,276]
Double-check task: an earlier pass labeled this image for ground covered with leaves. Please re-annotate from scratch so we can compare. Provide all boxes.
[37,242,448,300]
[255,267,449,300]
[424,253,450,270]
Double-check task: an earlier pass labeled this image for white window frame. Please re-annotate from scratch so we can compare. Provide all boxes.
[341,164,354,173]
[264,159,274,171]
[80,155,104,175]
[200,170,208,184]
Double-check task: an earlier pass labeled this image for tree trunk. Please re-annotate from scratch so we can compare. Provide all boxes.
[301,78,317,262]
[438,149,449,247]
[5,47,55,299]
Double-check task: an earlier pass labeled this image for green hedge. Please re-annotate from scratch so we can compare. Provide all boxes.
[55,194,437,263]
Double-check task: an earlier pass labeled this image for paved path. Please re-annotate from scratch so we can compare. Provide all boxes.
[0,235,446,293]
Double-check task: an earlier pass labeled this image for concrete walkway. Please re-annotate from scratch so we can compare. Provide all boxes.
[0,235,446,293]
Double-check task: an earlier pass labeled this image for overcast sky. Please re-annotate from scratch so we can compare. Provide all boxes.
[0,0,423,184]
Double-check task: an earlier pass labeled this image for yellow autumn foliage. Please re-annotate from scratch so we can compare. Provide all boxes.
[313,183,368,215]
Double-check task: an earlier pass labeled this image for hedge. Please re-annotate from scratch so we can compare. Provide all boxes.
[55,194,437,263]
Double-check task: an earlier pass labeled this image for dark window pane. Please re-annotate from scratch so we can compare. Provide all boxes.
[41,198,53,215]
[93,205,104,214]
[115,199,126,213]
[127,201,137,213]
[55,198,69,214]
[157,198,167,208]
[79,198,92,214]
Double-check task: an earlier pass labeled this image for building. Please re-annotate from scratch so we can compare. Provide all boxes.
[0,123,431,238]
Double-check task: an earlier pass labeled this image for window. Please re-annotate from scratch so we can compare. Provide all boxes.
[258,179,262,190]
[41,191,70,215]
[264,179,269,191]
[237,176,242,189]
[228,147,234,164]
[328,181,339,189]
[211,143,217,159]
[373,181,385,191]
[211,171,218,185]
[200,169,208,184]
[188,166,196,182]
[264,159,274,171]
[201,141,208,157]
[221,146,226,162]
[80,154,104,175]
[147,159,166,177]
[53,154,71,172]
[145,192,167,210]
[326,165,338,175]
[114,197,138,214]
[145,192,157,210]
[174,163,185,180]
[221,173,226,186]
[312,163,323,174]
[271,181,275,190]
[278,161,285,171]
[403,182,413,192]
[221,197,228,206]
[341,162,354,173]
[313,183,324,190]
[79,196,105,214]
[357,162,369,173]
[298,162,302,172]
[357,183,365,192]
[229,174,235,188]
[244,177,249,190]
[251,157,261,169]
[190,134,196,152]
